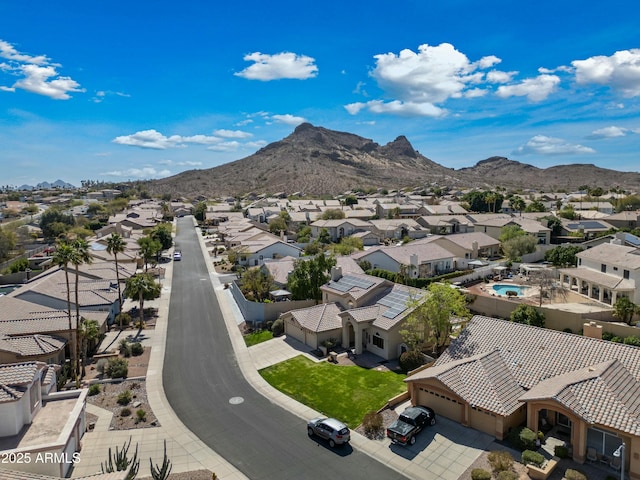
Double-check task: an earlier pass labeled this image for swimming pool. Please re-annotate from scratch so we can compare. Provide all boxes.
[0,285,20,296]
[492,284,528,297]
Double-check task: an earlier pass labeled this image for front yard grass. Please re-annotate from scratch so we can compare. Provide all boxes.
[244,330,273,347]
[259,355,406,428]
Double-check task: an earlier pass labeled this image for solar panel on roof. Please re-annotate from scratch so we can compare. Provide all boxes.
[328,275,375,292]
[378,289,413,318]
[625,233,640,247]
[567,221,606,230]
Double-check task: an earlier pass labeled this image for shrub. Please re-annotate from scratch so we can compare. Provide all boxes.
[271,318,284,336]
[106,358,129,379]
[521,449,545,467]
[623,336,640,346]
[507,426,537,451]
[399,350,425,373]
[115,312,131,327]
[88,384,101,396]
[564,469,587,480]
[96,358,108,375]
[130,342,144,356]
[487,450,514,473]
[471,468,491,480]
[496,472,518,480]
[361,411,384,438]
[120,407,131,417]
[119,339,131,357]
[117,390,132,405]
[554,445,569,458]
[136,409,146,423]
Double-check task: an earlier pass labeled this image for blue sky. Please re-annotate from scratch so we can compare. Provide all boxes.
[1,0,639,188]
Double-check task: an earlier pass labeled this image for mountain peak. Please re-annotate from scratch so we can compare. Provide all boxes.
[381,135,416,158]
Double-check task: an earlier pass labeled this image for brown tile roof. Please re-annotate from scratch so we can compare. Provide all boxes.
[289,303,344,332]
[408,316,640,432]
[0,334,67,356]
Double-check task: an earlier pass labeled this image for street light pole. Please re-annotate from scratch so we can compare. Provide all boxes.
[613,443,625,480]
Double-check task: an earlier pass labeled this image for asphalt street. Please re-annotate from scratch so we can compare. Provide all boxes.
[162,217,407,480]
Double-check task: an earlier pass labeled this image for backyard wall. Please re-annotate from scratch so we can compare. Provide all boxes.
[229,281,315,325]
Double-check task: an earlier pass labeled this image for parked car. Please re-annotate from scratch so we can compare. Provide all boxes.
[307,417,350,448]
[173,251,182,261]
[386,406,436,445]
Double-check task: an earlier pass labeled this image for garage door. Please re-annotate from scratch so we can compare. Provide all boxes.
[284,318,305,343]
[416,386,463,423]
[470,406,496,436]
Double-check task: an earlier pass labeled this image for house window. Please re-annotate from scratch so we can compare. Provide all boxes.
[587,427,622,455]
[259,255,263,260]
[624,270,630,279]
[601,264,606,273]
[372,333,384,349]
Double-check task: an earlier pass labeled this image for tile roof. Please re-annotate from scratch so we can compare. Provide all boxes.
[577,242,640,270]
[289,303,344,332]
[407,316,640,432]
[0,334,67,356]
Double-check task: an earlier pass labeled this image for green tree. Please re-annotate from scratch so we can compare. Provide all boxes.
[23,203,39,218]
[524,200,546,212]
[194,201,207,222]
[343,195,358,206]
[510,304,545,327]
[320,208,345,220]
[239,267,274,302]
[544,245,583,267]
[123,273,161,328]
[499,224,526,243]
[0,226,17,261]
[502,235,537,262]
[613,297,639,325]
[40,208,75,240]
[52,240,78,385]
[296,225,312,243]
[318,228,331,244]
[137,237,162,271]
[106,233,126,318]
[329,236,363,256]
[287,254,336,302]
[558,205,577,220]
[542,215,562,237]
[404,283,471,355]
[150,223,173,250]
[269,216,288,235]
[510,196,525,216]
[86,203,106,216]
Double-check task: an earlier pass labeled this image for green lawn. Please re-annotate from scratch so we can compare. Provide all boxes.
[259,355,407,428]
[243,330,274,347]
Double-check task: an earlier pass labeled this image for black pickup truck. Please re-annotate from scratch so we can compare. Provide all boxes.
[386,406,436,445]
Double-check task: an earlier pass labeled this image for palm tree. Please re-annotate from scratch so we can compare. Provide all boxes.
[510,197,526,217]
[485,192,498,213]
[106,233,126,319]
[70,238,92,382]
[123,273,161,329]
[52,240,77,385]
[137,236,161,271]
[79,319,100,377]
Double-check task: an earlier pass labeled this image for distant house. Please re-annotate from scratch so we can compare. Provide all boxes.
[309,219,372,242]
[352,242,454,278]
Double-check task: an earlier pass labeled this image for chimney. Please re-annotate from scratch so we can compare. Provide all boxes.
[472,241,479,258]
[612,231,625,245]
[583,321,603,340]
[331,266,343,282]
[410,253,419,267]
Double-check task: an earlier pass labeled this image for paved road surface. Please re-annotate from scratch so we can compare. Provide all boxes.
[163,217,407,480]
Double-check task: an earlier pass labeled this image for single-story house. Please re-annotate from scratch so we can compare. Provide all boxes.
[405,316,640,475]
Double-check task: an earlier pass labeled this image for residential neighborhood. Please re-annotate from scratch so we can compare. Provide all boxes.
[1,185,640,479]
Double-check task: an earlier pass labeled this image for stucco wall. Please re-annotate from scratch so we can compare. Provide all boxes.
[0,397,24,436]
[229,281,314,325]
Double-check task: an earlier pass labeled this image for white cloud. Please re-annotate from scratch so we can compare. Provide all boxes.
[495,74,560,102]
[92,90,130,103]
[513,135,595,156]
[234,52,318,81]
[371,43,492,104]
[486,70,517,83]
[271,114,306,125]
[572,49,640,97]
[477,55,501,69]
[587,126,629,139]
[207,141,241,152]
[0,39,83,100]
[213,129,252,138]
[345,100,446,117]
[245,140,268,149]
[112,129,221,149]
[464,88,488,98]
[101,167,172,179]
[158,159,203,166]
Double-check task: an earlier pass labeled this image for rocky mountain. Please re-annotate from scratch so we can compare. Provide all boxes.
[145,124,640,198]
